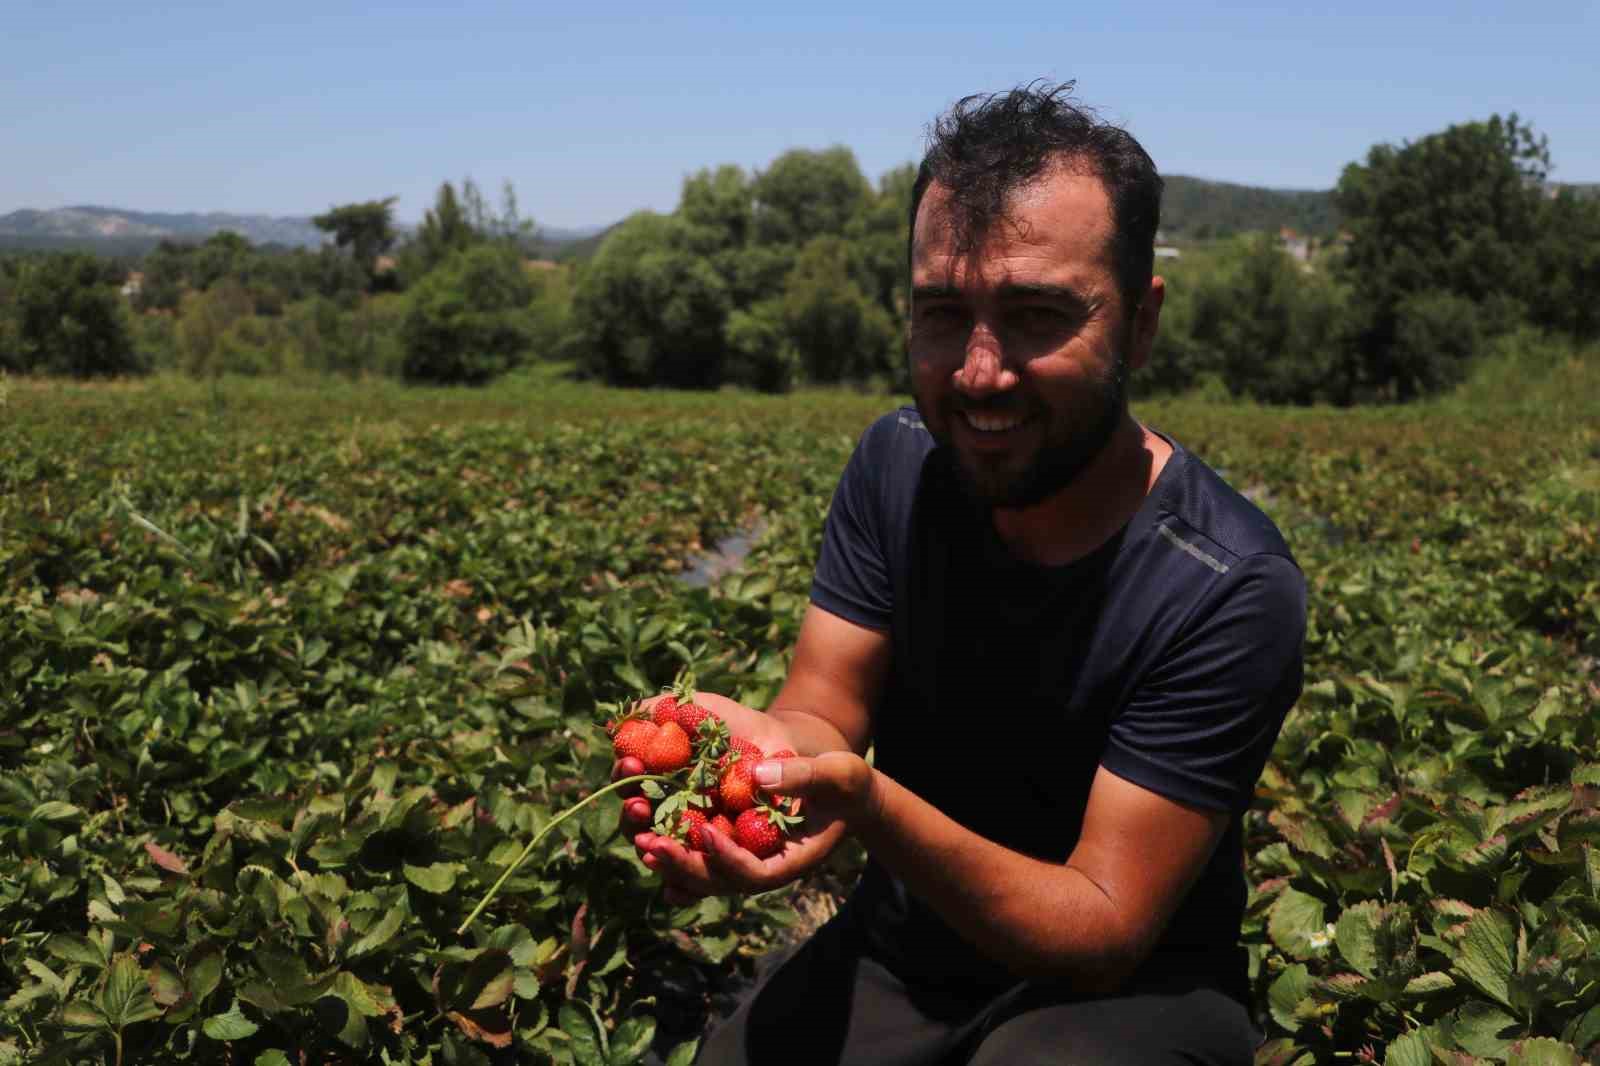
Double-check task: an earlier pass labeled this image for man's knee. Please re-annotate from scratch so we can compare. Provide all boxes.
[965,985,1257,1066]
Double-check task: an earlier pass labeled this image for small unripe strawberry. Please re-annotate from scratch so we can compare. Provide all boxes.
[733,808,784,858]
[612,720,659,761]
[643,721,692,773]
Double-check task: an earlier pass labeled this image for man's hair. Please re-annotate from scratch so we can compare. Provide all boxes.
[909,81,1164,318]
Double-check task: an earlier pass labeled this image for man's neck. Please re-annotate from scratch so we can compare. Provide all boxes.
[991,414,1172,567]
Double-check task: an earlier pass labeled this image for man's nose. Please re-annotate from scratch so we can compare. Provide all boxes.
[952,324,1018,396]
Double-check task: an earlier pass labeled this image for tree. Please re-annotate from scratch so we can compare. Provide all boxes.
[780,237,898,385]
[680,165,754,254]
[411,181,478,276]
[751,147,872,246]
[569,212,732,388]
[312,197,398,282]
[1335,115,1548,399]
[8,253,142,377]
[400,244,535,385]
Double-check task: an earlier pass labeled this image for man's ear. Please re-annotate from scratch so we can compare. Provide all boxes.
[1127,275,1166,372]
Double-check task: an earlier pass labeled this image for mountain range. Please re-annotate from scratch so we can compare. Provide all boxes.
[3,178,1593,258]
[0,206,608,256]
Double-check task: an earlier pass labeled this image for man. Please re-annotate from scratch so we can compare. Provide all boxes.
[625,83,1306,1065]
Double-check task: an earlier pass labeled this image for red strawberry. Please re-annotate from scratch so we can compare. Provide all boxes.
[733,808,785,858]
[721,736,763,767]
[675,699,715,736]
[766,748,797,761]
[612,719,659,761]
[651,695,680,726]
[710,813,735,840]
[643,721,692,773]
[680,808,710,851]
[718,759,759,814]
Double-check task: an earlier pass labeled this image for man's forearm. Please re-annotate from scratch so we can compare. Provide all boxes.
[766,705,856,758]
[852,768,1143,992]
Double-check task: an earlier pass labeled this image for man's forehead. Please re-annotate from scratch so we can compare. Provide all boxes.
[912,169,1116,276]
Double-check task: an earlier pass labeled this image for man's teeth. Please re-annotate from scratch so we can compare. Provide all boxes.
[963,411,1026,433]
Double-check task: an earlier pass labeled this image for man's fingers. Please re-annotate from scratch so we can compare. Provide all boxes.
[754,751,872,813]
[622,796,652,829]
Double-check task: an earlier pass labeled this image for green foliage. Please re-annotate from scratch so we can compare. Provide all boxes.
[3,362,1597,1062]
[3,253,143,377]
[780,237,898,385]
[401,244,535,385]
[312,198,399,283]
[1335,115,1548,399]
[751,147,872,247]
[570,213,732,388]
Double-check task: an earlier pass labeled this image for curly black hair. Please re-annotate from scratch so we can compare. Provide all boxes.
[910,81,1164,318]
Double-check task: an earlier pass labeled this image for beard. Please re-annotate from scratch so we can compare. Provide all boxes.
[917,350,1127,511]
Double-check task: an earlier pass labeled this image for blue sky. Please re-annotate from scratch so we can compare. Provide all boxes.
[5,1,1596,227]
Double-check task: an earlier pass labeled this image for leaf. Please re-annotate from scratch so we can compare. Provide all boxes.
[145,840,189,875]
[146,960,187,1007]
[609,1016,656,1064]
[1507,1038,1581,1066]
[1383,1029,1432,1066]
[349,900,406,958]
[403,861,461,894]
[60,1000,109,1030]
[1454,909,1517,1009]
[1335,901,1417,981]
[47,934,107,970]
[254,1053,292,1066]
[1269,809,1335,858]
[1403,971,1455,995]
[30,801,82,823]
[202,1000,260,1040]
[665,1039,700,1066]
[1267,964,1313,1032]
[100,953,162,1027]
[1443,1000,1520,1058]
[187,946,223,1006]
[560,1003,606,1066]
[1268,888,1329,960]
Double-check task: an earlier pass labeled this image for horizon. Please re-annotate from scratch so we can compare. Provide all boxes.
[8,1,1597,228]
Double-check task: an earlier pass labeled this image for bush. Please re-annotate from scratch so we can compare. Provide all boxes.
[401,244,534,385]
[7,253,143,377]
[722,299,797,393]
[1386,289,1482,398]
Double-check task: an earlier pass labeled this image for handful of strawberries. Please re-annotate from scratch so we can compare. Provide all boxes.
[609,678,802,859]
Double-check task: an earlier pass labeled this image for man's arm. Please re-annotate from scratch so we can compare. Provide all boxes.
[662,607,1229,991]
[764,603,887,757]
[840,761,1228,992]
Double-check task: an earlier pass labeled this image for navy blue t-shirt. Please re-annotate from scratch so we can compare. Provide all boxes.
[810,407,1306,999]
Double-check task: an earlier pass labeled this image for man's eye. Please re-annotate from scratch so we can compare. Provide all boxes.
[1014,307,1075,331]
[918,305,966,325]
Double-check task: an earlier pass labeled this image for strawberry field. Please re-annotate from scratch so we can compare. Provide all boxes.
[3,355,1598,1065]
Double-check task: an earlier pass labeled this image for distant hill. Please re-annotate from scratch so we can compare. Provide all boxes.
[0,206,326,252]
[0,205,614,259]
[1160,176,1339,241]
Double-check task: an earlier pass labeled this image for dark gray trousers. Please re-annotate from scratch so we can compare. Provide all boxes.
[695,911,1258,1065]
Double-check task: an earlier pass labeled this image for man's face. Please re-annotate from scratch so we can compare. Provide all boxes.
[909,168,1150,509]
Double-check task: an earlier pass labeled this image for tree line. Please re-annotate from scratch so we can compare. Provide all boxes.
[1,115,1596,403]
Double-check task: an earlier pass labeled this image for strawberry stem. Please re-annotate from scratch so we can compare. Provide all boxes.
[456,773,676,935]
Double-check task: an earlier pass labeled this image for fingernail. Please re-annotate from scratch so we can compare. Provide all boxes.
[754,760,781,787]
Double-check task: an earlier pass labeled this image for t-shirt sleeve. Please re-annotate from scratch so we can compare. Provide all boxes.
[1099,552,1307,813]
[809,418,897,632]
